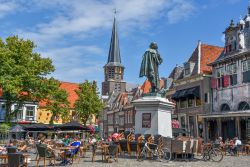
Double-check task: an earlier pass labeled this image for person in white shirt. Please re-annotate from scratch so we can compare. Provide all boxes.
[234,137,242,146]
[232,137,242,155]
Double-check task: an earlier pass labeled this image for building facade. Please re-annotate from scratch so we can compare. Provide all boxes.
[170,41,223,138]
[0,100,38,124]
[202,5,250,142]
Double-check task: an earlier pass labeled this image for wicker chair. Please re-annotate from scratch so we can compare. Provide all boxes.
[184,140,193,161]
[107,144,119,162]
[192,140,198,155]
[7,153,27,167]
[119,139,128,156]
[127,134,143,158]
[171,140,185,160]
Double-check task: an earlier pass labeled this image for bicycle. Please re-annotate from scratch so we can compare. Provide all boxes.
[202,143,223,162]
[138,140,171,162]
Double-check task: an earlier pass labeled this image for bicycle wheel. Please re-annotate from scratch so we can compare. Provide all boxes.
[138,148,147,161]
[158,148,171,162]
[210,148,223,162]
[202,152,210,161]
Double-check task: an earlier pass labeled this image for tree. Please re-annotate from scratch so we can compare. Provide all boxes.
[0,36,68,123]
[40,80,70,125]
[74,81,103,125]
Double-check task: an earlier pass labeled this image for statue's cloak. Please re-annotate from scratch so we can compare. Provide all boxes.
[139,49,162,90]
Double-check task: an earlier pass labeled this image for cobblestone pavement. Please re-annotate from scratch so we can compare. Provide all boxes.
[26,151,250,167]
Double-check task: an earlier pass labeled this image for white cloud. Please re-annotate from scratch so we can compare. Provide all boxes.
[0,1,18,17]
[166,0,196,24]
[5,0,196,83]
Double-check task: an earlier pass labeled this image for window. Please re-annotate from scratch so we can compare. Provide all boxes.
[185,68,190,75]
[242,60,250,72]
[180,99,187,108]
[127,110,133,124]
[216,67,224,88]
[115,113,119,124]
[26,106,35,121]
[184,62,191,76]
[227,63,237,86]
[238,102,250,111]
[120,117,124,126]
[221,104,230,112]
[195,97,201,106]
[180,116,186,129]
[188,98,194,107]
[242,60,250,83]
[108,114,113,124]
[14,105,23,120]
[204,93,209,103]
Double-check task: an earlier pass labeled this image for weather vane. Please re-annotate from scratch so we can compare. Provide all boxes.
[113,8,118,16]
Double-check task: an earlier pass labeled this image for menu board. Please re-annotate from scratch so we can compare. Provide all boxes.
[142,113,151,128]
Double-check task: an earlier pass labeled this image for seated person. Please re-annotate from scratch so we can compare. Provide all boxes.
[17,141,28,152]
[58,138,81,164]
[0,146,7,154]
[89,135,97,145]
[232,137,242,155]
[62,135,71,146]
[215,137,224,148]
[38,142,55,165]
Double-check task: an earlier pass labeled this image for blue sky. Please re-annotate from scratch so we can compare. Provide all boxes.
[0,0,249,90]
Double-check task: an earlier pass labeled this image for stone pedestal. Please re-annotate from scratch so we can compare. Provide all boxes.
[132,96,174,137]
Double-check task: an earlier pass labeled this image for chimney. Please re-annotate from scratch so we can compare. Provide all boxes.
[197,40,201,74]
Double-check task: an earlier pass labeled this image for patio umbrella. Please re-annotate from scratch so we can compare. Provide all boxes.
[22,123,53,131]
[55,121,87,131]
[9,125,25,133]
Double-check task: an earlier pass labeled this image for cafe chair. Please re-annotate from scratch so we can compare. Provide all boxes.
[36,144,55,167]
[107,144,119,162]
[7,153,27,167]
[7,147,17,153]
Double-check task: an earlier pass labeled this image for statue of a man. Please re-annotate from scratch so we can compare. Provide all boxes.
[139,42,163,93]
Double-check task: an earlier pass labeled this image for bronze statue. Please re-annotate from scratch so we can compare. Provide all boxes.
[139,42,163,93]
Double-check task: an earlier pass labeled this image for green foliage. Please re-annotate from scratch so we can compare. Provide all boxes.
[41,80,70,124]
[0,123,10,133]
[74,81,103,125]
[0,36,69,122]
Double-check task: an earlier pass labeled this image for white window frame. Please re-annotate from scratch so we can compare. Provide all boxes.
[242,59,250,72]
[25,106,35,121]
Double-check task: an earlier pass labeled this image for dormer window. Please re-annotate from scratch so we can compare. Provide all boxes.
[184,66,190,76]
[184,62,195,77]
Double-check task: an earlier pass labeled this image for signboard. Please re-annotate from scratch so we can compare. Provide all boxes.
[142,113,151,128]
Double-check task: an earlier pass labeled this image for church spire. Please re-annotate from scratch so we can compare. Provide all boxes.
[248,1,250,15]
[107,16,122,66]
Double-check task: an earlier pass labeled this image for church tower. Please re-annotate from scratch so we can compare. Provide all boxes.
[102,17,126,95]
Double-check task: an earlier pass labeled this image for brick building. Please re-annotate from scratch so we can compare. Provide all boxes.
[170,41,223,138]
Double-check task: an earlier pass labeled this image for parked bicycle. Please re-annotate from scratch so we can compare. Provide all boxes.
[138,140,171,162]
[202,143,223,162]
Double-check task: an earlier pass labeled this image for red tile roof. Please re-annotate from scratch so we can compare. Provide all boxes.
[39,82,79,108]
[200,44,224,73]
[140,79,164,94]
[0,88,2,97]
[188,44,223,74]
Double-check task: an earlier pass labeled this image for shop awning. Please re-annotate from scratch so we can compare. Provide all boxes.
[172,86,200,100]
